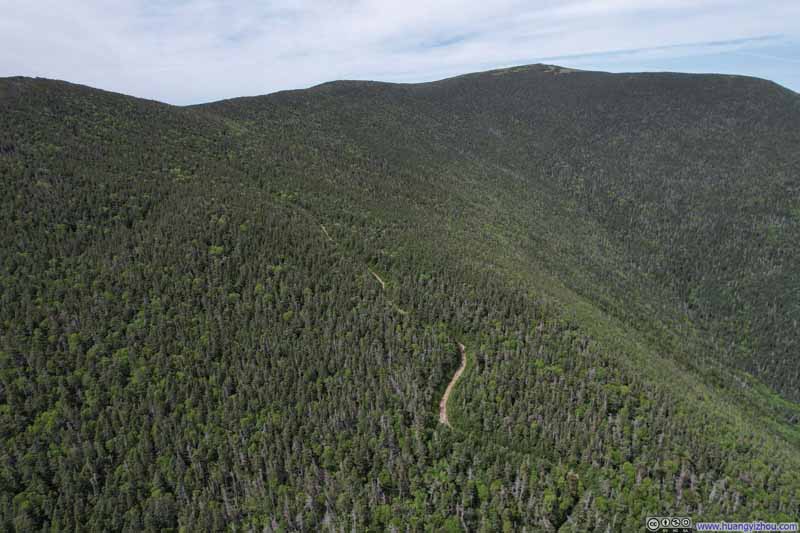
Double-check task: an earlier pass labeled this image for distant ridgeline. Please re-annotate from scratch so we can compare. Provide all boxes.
[1,65,798,531]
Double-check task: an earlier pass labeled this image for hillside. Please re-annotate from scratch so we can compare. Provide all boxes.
[1,65,799,531]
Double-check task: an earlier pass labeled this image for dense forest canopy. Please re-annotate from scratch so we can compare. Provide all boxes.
[1,64,799,531]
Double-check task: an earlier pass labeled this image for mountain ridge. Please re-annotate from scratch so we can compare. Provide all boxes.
[5,60,797,109]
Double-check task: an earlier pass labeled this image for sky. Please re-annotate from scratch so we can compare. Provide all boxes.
[1,0,799,105]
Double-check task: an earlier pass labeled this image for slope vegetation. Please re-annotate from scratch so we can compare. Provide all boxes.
[1,66,799,531]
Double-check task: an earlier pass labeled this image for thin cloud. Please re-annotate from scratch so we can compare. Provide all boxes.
[736,51,800,64]
[536,36,784,65]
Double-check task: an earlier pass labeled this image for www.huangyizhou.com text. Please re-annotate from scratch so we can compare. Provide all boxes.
[695,521,799,532]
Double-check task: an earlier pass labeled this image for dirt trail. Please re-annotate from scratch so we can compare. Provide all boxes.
[344,246,464,425]
[439,343,467,427]
[368,268,386,290]
[319,224,334,242]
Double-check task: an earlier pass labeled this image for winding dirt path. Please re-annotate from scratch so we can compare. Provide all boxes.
[356,252,465,425]
[319,224,334,242]
[368,268,386,290]
[439,343,467,427]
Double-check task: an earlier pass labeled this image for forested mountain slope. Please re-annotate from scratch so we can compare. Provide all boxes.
[201,66,800,402]
[1,66,799,531]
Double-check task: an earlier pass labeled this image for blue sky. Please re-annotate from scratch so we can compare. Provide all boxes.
[1,0,798,105]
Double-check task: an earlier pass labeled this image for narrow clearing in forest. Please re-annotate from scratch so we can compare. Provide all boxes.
[439,343,467,427]
[365,262,464,425]
[368,268,386,290]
